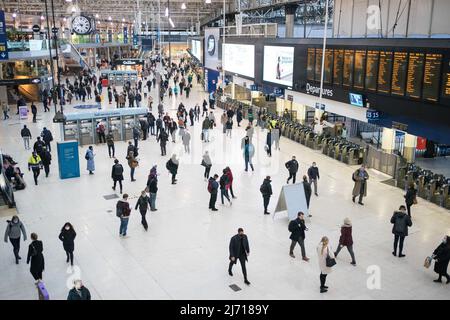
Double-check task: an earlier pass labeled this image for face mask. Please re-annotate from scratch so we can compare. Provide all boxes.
[12,219,18,223]
[65,227,70,231]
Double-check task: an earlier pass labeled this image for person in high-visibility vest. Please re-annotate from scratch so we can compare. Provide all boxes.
[28,151,43,185]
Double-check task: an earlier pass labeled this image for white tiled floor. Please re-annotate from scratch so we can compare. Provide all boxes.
[0,76,449,300]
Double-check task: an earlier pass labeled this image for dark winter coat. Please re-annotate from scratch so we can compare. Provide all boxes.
[390,211,412,236]
[229,234,250,261]
[285,159,299,173]
[303,181,312,202]
[67,286,91,300]
[135,195,151,212]
[219,174,229,190]
[260,178,273,197]
[40,150,52,166]
[339,225,353,246]
[27,240,44,275]
[433,240,450,275]
[111,163,124,181]
[146,176,158,193]
[307,166,320,180]
[59,229,76,253]
[289,218,307,241]
[404,187,417,206]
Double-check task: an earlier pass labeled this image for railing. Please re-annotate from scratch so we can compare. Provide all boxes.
[0,151,16,209]
[365,145,401,178]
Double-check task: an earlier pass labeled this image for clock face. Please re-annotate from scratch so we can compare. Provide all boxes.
[72,15,92,35]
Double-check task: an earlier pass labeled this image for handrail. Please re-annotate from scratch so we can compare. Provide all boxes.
[0,150,16,208]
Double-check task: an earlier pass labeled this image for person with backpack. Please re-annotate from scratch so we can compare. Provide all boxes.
[390,205,412,258]
[21,125,32,150]
[146,172,158,211]
[157,129,169,156]
[219,169,232,206]
[225,167,236,199]
[106,131,115,158]
[126,141,138,159]
[28,151,43,185]
[260,176,273,215]
[85,146,95,175]
[33,136,45,157]
[4,215,27,264]
[40,146,52,178]
[202,151,212,181]
[127,150,138,182]
[288,212,310,261]
[166,154,179,185]
[285,156,299,184]
[135,190,151,231]
[352,165,369,205]
[208,174,219,211]
[111,159,124,193]
[58,222,76,266]
[26,232,45,283]
[116,194,131,237]
[41,127,53,152]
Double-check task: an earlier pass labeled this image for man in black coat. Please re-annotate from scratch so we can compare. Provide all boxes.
[208,174,219,211]
[303,175,312,217]
[40,147,52,178]
[260,176,273,215]
[285,156,299,184]
[307,162,320,196]
[432,236,450,284]
[228,228,250,285]
[157,130,168,156]
[111,159,124,194]
[288,212,310,261]
[390,205,412,258]
[33,137,46,157]
[31,102,37,123]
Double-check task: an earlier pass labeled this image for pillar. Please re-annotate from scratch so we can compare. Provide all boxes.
[404,133,417,163]
[285,4,297,38]
[0,86,8,105]
[381,128,395,153]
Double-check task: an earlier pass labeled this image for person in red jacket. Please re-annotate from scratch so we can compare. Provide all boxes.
[225,167,236,199]
[334,217,356,266]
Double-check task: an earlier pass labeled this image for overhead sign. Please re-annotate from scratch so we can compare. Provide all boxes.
[32,25,41,33]
[366,109,380,120]
[306,83,333,97]
[0,78,41,86]
[51,27,59,34]
[0,11,9,61]
[116,59,144,66]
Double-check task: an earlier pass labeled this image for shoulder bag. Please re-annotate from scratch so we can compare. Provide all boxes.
[325,248,336,268]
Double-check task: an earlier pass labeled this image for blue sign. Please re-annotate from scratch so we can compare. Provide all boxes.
[0,11,9,60]
[366,109,380,121]
[315,102,326,111]
[107,30,112,42]
[349,92,364,107]
[57,141,80,179]
[123,27,128,44]
[133,34,138,46]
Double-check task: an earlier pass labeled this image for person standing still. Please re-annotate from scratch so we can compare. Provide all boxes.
[317,236,335,293]
[352,165,369,205]
[390,205,412,258]
[127,150,138,182]
[334,218,356,266]
[135,190,151,231]
[208,174,219,211]
[85,146,95,175]
[228,228,251,285]
[308,162,320,196]
[117,194,131,237]
[21,125,32,150]
[260,176,273,215]
[285,156,299,184]
[58,223,76,266]
[288,212,310,261]
[106,131,115,158]
[4,215,27,264]
[31,102,37,123]
[146,173,158,211]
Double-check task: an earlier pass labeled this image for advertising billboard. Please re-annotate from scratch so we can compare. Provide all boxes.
[263,46,294,87]
[191,39,202,61]
[204,28,220,70]
[222,43,255,78]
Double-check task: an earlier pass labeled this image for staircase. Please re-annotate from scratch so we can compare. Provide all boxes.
[61,42,89,71]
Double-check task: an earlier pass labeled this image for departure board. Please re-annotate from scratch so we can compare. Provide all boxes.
[353,50,366,89]
[405,53,425,99]
[443,71,450,98]
[365,50,379,91]
[323,49,333,84]
[315,48,323,81]
[422,53,442,102]
[333,49,344,85]
[343,50,354,87]
[377,51,393,94]
[391,52,408,96]
[306,48,315,81]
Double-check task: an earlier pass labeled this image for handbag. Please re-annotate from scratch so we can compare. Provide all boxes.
[201,160,207,167]
[325,249,336,268]
[424,256,432,269]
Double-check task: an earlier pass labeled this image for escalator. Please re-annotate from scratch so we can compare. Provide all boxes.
[61,42,89,71]
[0,151,16,209]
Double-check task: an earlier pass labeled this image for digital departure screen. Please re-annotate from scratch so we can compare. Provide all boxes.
[377,51,393,94]
[443,71,450,99]
[406,52,425,99]
[353,50,366,89]
[422,53,442,102]
[391,52,408,96]
[343,50,354,87]
[333,49,344,85]
[365,50,379,91]
[315,48,323,81]
[307,48,315,81]
[323,49,333,84]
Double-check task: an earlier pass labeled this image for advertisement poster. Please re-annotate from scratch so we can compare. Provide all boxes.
[190,39,202,61]
[263,46,294,87]
[222,43,255,78]
[0,10,9,60]
[19,106,28,120]
[204,28,220,70]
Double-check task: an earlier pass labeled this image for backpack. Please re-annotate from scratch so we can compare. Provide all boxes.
[113,164,123,176]
[288,220,296,232]
[166,160,171,170]
[116,201,123,217]
[207,179,213,193]
[85,152,90,160]
[260,183,267,194]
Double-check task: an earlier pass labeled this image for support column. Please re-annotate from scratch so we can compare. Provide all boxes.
[404,133,417,163]
[381,128,395,153]
[285,4,298,38]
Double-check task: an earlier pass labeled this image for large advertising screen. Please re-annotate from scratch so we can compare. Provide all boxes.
[263,46,294,86]
[204,28,220,70]
[190,39,202,61]
[222,43,255,78]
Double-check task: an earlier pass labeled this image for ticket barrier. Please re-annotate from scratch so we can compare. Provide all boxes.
[80,120,94,145]
[305,132,316,149]
[123,116,137,140]
[299,128,311,145]
[396,166,408,189]
[292,125,302,143]
[442,184,450,209]
[108,117,123,141]
[63,120,78,142]
[312,134,324,150]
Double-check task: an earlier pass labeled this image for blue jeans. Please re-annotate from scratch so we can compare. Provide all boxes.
[120,217,129,236]
[221,189,231,204]
[150,193,157,210]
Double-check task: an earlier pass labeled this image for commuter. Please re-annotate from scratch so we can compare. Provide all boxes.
[265,130,272,157]
[21,125,32,150]
[140,119,148,140]
[41,127,53,152]
[127,141,138,158]
[334,218,356,266]
[288,212,310,261]
[307,162,320,196]
[147,112,156,136]
[390,205,412,257]
[182,129,191,153]
[272,124,280,150]
[202,117,211,142]
[146,172,158,211]
[135,190,151,231]
[242,136,255,172]
[202,99,208,117]
[221,111,227,134]
[285,156,299,184]
[220,169,232,206]
[28,151,43,185]
[40,147,52,178]
[352,165,369,205]
[33,136,45,157]
[85,146,95,175]
[67,280,91,300]
[431,236,450,284]
[404,182,417,217]
[31,102,37,123]
[166,154,179,184]
[116,194,131,237]
[156,116,163,137]
[169,118,178,143]
[58,222,76,266]
[127,150,138,182]
[316,236,335,293]
[4,215,27,264]
[188,108,195,126]
[107,88,113,104]
[111,159,124,194]
[202,151,212,180]
[133,126,140,148]
[248,108,254,125]
[106,131,115,158]
[2,101,9,120]
[26,233,44,283]
[157,129,169,156]
[245,123,254,142]
[207,174,219,211]
[302,176,312,215]
[225,167,236,199]
[260,176,273,215]
[226,118,233,138]
[228,228,251,285]
[208,111,216,128]
[158,103,164,118]
[236,108,243,127]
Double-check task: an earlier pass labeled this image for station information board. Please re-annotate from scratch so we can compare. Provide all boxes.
[422,53,442,102]
[365,50,379,91]
[443,71,450,99]
[353,50,366,89]
[377,51,393,94]
[343,50,354,87]
[406,52,425,99]
[323,49,333,84]
[333,49,344,85]
[306,48,315,81]
[391,52,408,96]
[315,48,323,81]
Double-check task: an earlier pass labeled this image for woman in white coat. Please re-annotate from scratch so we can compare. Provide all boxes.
[316,236,335,293]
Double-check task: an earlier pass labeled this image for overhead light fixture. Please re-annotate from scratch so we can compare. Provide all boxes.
[205,0,211,4]
[65,0,73,2]
[97,21,100,24]
[165,7,169,17]
[71,6,76,13]
[108,16,112,21]
[40,15,45,20]
[12,13,17,18]
[122,18,125,22]
[169,17,175,28]
[63,17,67,22]
[110,22,113,26]
[181,3,186,10]
[95,14,99,18]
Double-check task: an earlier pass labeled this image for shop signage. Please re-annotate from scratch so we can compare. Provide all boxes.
[0,11,9,61]
[116,59,144,66]
[306,83,333,97]
[19,106,28,120]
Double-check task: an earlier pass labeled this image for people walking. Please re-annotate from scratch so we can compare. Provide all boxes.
[390,205,412,257]
[2,102,9,120]
[21,125,32,150]
[40,147,52,178]
[265,130,272,157]
[404,182,417,217]
[317,236,335,293]
[106,131,115,158]
[260,176,273,215]
[116,194,131,237]
[226,118,233,137]
[4,215,27,264]
[41,127,53,152]
[221,111,227,134]
[334,218,356,266]
[288,212,310,261]
[67,280,91,300]
[285,156,299,184]
[202,151,212,180]
[202,117,211,142]
[133,126,141,148]
[166,154,179,184]
[307,162,320,196]
[33,136,45,157]
[111,159,124,194]
[272,124,280,150]
[58,223,76,266]
[31,102,37,123]
[352,165,369,205]
[225,167,236,199]
[146,171,158,211]
[208,174,219,211]
[182,129,191,153]
[242,136,255,172]
[157,129,168,156]
[303,176,312,216]
[85,146,95,175]
[228,228,251,285]
[135,190,151,231]
[127,150,138,182]
[431,236,450,284]
[220,169,232,206]
[26,233,44,283]
[28,151,43,185]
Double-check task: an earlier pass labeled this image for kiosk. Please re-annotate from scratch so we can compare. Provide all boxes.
[99,70,138,86]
